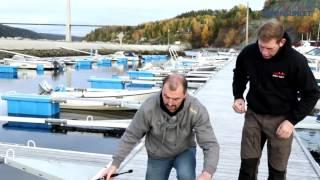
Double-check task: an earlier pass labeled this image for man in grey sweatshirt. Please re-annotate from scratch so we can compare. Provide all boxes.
[100,74,220,180]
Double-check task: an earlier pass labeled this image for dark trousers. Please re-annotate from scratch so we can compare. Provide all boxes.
[238,109,293,180]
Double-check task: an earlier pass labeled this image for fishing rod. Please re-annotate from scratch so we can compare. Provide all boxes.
[96,169,133,180]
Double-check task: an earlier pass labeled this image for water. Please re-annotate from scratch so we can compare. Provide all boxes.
[0,122,121,154]
[0,65,128,94]
[296,128,320,165]
[0,63,134,146]
[0,164,44,180]
[0,62,134,178]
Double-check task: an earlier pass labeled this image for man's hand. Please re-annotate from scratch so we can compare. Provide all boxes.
[232,98,246,114]
[276,120,294,139]
[99,165,117,180]
[197,171,212,180]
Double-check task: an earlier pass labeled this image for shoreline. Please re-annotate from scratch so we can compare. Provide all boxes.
[0,38,188,52]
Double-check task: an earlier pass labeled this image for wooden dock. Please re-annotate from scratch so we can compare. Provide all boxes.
[97,59,320,179]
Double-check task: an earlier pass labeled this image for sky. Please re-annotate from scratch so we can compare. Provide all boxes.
[0,0,266,36]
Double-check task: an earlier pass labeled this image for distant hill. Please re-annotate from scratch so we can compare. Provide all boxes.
[0,24,83,41]
[0,24,41,39]
[38,33,83,41]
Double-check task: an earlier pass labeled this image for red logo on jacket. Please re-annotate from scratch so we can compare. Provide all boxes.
[272,72,286,79]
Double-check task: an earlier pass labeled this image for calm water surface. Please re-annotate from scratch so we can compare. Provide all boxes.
[0,63,134,178]
[0,63,134,149]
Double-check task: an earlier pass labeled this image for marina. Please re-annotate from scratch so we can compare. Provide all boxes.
[0,48,228,179]
[0,52,317,179]
[1,1,320,179]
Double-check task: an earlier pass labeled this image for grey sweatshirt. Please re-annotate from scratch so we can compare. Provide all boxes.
[112,92,220,175]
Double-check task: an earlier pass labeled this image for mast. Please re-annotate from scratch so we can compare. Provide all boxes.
[66,0,72,42]
[317,20,320,47]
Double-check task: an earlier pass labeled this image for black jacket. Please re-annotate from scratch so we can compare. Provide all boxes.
[233,33,319,125]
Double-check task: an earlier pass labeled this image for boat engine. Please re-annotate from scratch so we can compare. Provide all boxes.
[39,80,53,95]
[52,60,64,71]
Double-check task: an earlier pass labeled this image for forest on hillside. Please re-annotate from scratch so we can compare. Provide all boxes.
[85,5,261,48]
[85,1,320,48]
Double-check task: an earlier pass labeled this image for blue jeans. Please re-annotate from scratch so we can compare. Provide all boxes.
[146,147,196,180]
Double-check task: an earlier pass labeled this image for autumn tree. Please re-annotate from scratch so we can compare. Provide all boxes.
[191,18,202,47]
[201,24,209,47]
[224,28,237,47]
[132,31,141,43]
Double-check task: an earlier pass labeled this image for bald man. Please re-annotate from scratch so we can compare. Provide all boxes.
[100,74,220,180]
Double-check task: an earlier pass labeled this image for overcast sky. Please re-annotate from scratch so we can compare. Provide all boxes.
[0,0,266,36]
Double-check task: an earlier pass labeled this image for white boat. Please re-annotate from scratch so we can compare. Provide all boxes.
[156,47,230,72]
[39,81,160,110]
[57,99,140,110]
[56,89,160,110]
[50,87,160,99]
[122,76,209,83]
[190,49,237,61]
[304,47,320,62]
[128,69,215,78]
[0,50,65,70]
[3,55,64,70]
[107,51,140,62]
[139,48,225,72]
[313,71,320,86]
[295,115,320,130]
[294,41,317,54]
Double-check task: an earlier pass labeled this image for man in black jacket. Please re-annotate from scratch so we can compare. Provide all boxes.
[232,19,319,180]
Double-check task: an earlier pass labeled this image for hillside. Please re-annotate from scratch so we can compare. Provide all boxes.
[85,6,262,48]
[263,0,320,17]
[0,24,83,41]
[0,24,41,39]
[84,1,320,48]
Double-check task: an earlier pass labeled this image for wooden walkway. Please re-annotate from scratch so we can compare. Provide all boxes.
[99,59,320,180]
